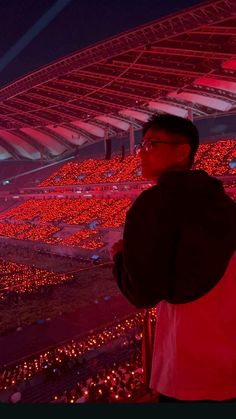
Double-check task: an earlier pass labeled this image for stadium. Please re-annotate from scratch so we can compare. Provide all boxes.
[0,0,236,404]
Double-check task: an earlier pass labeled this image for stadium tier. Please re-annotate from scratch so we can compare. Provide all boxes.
[40,156,143,187]
[0,139,236,249]
[0,198,131,248]
[38,140,236,188]
[0,198,131,224]
[0,222,60,244]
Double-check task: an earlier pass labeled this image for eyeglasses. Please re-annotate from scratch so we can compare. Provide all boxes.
[135,139,182,155]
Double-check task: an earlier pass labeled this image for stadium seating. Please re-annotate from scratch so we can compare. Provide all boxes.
[39,140,236,188]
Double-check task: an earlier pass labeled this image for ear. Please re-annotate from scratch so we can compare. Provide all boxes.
[177,143,191,163]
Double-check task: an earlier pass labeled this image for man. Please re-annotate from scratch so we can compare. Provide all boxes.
[111,114,236,402]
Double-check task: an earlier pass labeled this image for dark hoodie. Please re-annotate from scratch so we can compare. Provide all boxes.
[113,170,236,308]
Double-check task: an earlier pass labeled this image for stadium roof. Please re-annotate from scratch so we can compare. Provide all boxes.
[0,0,236,161]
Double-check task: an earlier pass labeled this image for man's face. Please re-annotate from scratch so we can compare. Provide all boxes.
[140,128,190,180]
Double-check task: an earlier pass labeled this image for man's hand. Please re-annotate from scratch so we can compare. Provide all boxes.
[109,239,123,260]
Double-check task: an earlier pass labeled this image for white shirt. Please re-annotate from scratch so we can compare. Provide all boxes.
[150,251,236,401]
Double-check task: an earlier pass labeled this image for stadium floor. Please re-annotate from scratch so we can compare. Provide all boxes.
[0,294,137,365]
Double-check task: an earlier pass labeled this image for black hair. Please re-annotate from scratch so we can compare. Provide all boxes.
[142,113,199,168]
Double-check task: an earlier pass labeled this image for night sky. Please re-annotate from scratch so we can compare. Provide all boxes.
[0,0,203,87]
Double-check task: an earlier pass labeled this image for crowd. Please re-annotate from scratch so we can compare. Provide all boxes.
[51,348,144,403]
[0,198,131,226]
[195,139,236,176]
[0,198,131,247]
[38,139,236,188]
[0,222,60,244]
[0,139,236,248]
[63,229,104,249]
[40,156,144,187]
[0,310,156,391]
[0,257,74,301]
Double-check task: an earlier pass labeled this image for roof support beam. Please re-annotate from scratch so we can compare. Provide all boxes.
[105,61,203,78]
[0,103,56,128]
[148,101,188,117]
[119,109,152,122]
[144,46,232,60]
[71,121,105,137]
[21,127,66,156]
[168,91,233,111]
[63,124,94,144]
[191,25,236,35]
[55,78,158,102]
[0,130,40,160]
[15,130,51,159]
[74,69,176,91]
[129,124,135,155]
[47,125,88,146]
[95,115,130,131]
[37,126,74,150]
[38,85,123,111]
[194,76,236,94]
[0,135,21,160]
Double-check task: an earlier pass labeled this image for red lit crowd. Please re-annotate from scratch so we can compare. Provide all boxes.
[0,222,60,244]
[0,198,131,247]
[0,198,131,225]
[0,258,74,301]
[40,140,236,188]
[51,351,144,403]
[0,310,156,393]
[40,156,143,187]
[0,140,235,247]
